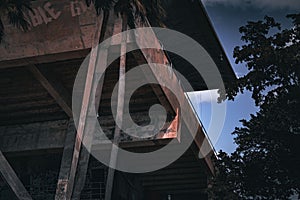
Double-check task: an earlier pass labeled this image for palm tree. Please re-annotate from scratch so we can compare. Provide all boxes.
[86,0,165,27]
[0,0,165,43]
[0,0,32,42]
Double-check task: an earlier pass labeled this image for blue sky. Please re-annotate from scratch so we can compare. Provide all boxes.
[188,0,299,153]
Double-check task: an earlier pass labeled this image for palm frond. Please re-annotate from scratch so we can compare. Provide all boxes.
[142,0,166,27]
[0,0,32,42]
[86,0,115,15]
[85,0,165,28]
[114,0,136,27]
[85,0,93,7]
[4,0,31,30]
[0,0,165,43]
[132,0,146,19]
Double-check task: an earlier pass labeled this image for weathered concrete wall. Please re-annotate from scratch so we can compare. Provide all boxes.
[0,0,97,64]
[0,114,179,153]
[0,120,68,152]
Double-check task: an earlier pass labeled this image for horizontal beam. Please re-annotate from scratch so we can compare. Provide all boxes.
[0,49,89,69]
[0,38,136,70]
[0,119,178,153]
[146,188,207,195]
[0,120,68,153]
[144,182,206,192]
[143,179,204,187]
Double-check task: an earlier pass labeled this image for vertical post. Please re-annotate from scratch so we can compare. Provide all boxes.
[55,119,76,200]
[71,9,121,200]
[0,151,32,200]
[104,14,127,200]
[71,54,107,200]
[55,14,104,200]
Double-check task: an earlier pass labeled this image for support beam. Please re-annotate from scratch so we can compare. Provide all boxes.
[59,14,104,200]
[0,151,32,200]
[27,65,72,117]
[71,55,107,200]
[71,10,119,200]
[55,119,76,200]
[105,15,127,200]
[134,20,215,175]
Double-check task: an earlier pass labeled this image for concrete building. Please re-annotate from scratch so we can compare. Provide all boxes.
[0,0,235,199]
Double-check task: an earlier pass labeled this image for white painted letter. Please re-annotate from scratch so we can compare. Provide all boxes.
[44,2,61,20]
[28,8,43,27]
[37,7,52,24]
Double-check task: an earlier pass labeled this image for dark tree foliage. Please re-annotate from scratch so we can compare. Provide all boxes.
[0,0,32,42]
[212,14,300,199]
[0,0,165,43]
[208,151,241,200]
[84,0,165,28]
